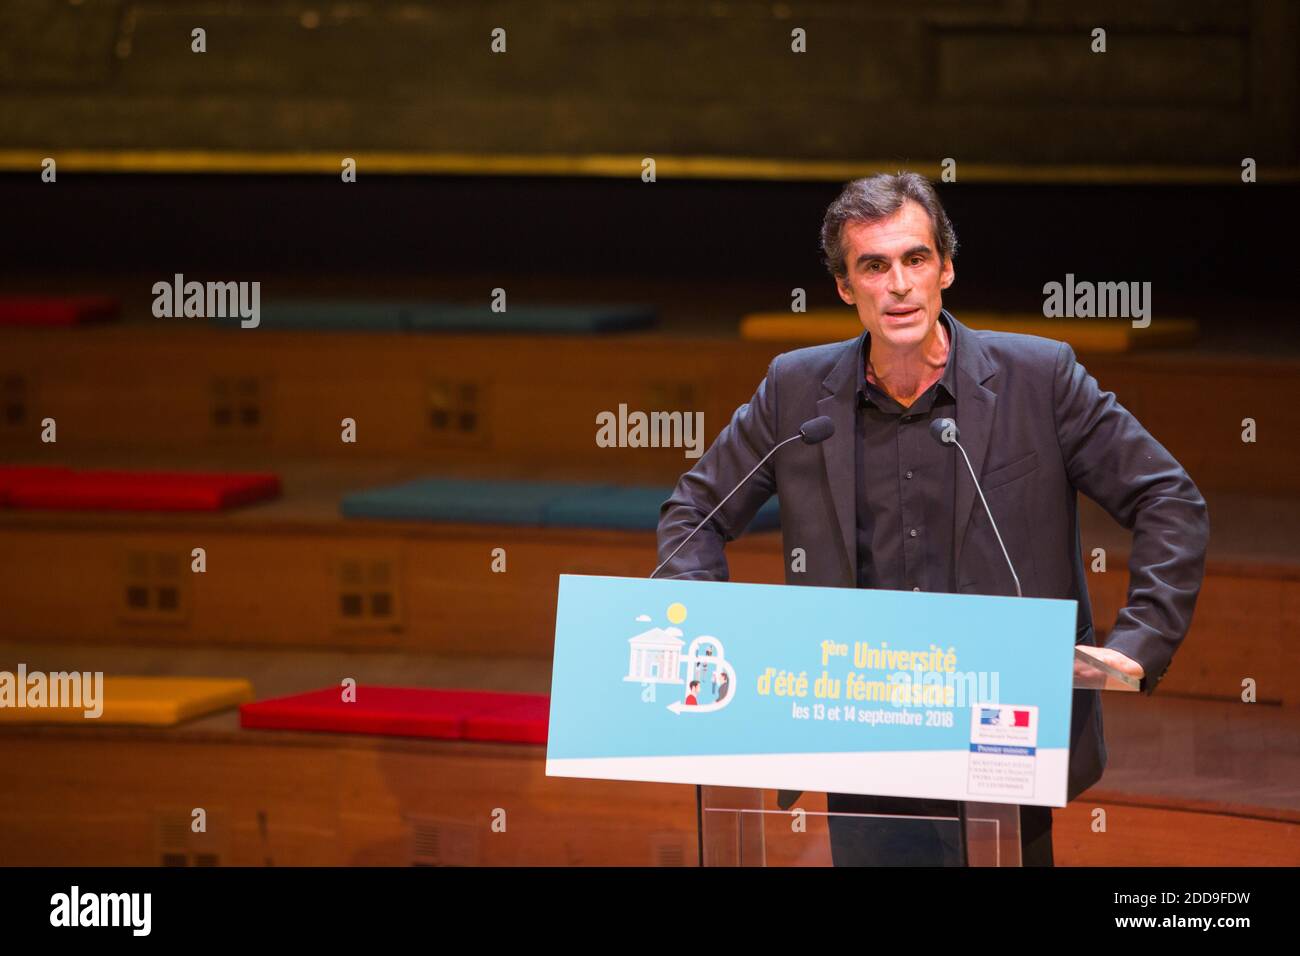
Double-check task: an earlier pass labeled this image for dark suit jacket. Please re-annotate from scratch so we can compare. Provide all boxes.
[656,310,1209,802]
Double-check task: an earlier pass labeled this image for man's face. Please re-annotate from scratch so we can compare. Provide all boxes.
[834,199,955,350]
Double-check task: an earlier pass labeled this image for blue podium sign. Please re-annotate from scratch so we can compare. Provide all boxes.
[546,574,1077,807]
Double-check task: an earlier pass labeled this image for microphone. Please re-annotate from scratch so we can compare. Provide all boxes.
[651,416,834,580]
[929,417,1022,598]
[798,415,835,445]
[930,415,1019,868]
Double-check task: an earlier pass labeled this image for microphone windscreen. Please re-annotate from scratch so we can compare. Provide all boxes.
[799,415,835,444]
[929,417,959,445]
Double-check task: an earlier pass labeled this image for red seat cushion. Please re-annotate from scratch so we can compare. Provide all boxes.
[0,466,73,506]
[462,696,550,744]
[0,296,119,326]
[240,686,549,743]
[6,469,280,511]
[241,687,466,739]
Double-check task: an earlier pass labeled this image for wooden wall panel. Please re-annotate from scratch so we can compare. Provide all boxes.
[1055,796,1300,867]
[0,732,697,867]
[1,731,1294,866]
[1,513,1293,704]
[3,326,1297,495]
[1,0,1293,171]
[0,521,787,657]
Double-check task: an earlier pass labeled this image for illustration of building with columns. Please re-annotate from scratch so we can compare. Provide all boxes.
[624,626,685,683]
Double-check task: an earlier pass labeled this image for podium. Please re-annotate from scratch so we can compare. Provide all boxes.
[547,574,1141,868]
[699,658,1136,867]
[699,789,1023,866]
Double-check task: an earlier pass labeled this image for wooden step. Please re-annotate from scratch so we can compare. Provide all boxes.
[0,726,696,866]
[1,644,1291,865]
[0,462,784,658]
[2,323,1297,494]
[2,463,1292,704]
[1081,495,1300,705]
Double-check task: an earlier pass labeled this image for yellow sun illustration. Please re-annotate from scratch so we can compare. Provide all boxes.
[666,603,687,625]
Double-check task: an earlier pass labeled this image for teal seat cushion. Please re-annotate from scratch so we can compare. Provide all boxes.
[543,486,779,532]
[341,478,579,525]
[341,478,780,532]
[214,301,656,332]
[213,301,408,330]
[406,303,655,333]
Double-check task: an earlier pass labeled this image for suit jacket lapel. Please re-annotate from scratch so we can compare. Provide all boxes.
[950,312,999,568]
[817,334,865,583]
[814,313,1000,587]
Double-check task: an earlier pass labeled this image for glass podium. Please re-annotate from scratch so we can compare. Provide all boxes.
[699,654,1137,867]
[699,788,1024,866]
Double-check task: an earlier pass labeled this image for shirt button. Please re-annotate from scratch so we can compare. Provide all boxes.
[905,470,914,479]
[909,528,918,537]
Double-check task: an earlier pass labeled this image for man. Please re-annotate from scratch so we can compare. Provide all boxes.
[656,172,1209,866]
[685,681,701,707]
[715,669,730,704]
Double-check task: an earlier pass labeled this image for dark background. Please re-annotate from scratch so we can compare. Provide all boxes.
[4,175,1294,350]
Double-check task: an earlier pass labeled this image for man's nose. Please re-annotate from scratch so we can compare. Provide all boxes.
[887,262,911,296]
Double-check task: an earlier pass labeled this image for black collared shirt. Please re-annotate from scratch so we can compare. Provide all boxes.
[854,311,959,594]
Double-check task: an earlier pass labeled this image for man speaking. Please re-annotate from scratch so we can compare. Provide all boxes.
[655,172,1209,866]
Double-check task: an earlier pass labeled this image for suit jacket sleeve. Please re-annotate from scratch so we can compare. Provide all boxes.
[1052,341,1210,693]
[655,356,782,580]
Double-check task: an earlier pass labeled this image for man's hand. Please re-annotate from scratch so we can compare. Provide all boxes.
[1074,645,1145,686]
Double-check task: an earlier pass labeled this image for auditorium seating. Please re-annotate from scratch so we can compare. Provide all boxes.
[0,462,786,658]
[1,645,1292,865]
[0,647,690,866]
[2,322,1295,494]
[0,460,1292,703]
[2,300,1296,867]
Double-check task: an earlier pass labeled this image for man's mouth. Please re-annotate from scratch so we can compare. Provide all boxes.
[883,306,922,320]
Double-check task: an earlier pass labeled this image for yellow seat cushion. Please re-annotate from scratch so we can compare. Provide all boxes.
[740,310,1197,352]
[0,676,253,726]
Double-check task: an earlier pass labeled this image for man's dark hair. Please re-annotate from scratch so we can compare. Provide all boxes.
[689,681,700,690]
[820,172,958,280]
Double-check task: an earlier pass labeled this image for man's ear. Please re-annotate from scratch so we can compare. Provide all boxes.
[835,276,855,305]
[939,257,955,290]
